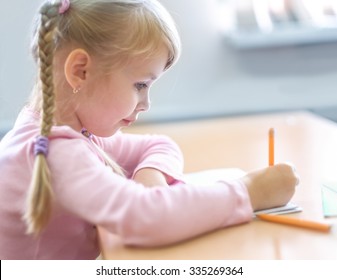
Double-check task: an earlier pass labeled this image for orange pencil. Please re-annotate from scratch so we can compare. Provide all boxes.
[256,213,332,233]
[268,128,274,166]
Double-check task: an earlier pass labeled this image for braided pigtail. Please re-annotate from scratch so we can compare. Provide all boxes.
[24,2,62,235]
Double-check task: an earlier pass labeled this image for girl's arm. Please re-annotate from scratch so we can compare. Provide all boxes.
[93,131,184,185]
[133,167,177,187]
[50,137,253,246]
[49,137,297,247]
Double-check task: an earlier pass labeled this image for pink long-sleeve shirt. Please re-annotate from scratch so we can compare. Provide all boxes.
[0,108,253,260]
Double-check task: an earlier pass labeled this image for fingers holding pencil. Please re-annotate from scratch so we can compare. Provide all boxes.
[244,128,300,211]
[244,163,299,211]
[250,129,323,233]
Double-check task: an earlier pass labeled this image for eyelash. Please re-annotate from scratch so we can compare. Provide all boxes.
[135,82,148,91]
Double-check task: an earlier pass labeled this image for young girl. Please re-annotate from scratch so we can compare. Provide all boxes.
[0,0,299,260]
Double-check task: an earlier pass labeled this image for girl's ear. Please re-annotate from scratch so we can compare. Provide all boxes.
[64,49,91,90]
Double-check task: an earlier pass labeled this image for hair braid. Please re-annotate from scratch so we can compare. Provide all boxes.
[24,2,60,235]
[39,4,59,136]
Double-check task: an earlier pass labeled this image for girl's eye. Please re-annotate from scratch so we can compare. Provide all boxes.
[135,82,148,91]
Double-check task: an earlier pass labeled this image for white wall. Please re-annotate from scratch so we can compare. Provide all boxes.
[2,0,337,136]
[0,0,43,135]
[148,0,337,122]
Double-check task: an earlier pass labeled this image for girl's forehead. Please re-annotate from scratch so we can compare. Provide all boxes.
[123,48,169,75]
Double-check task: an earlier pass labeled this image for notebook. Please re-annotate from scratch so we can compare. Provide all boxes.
[184,168,302,216]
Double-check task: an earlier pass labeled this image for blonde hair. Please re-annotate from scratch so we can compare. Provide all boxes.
[25,0,181,235]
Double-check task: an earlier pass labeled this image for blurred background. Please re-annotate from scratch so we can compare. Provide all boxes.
[2,0,337,137]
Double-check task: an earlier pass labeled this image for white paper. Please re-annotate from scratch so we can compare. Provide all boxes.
[184,168,246,185]
[253,202,302,216]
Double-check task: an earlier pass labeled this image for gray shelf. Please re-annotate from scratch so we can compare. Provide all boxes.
[227,25,337,49]
[223,0,337,49]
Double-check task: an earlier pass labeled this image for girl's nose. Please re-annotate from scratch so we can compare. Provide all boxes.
[137,92,151,112]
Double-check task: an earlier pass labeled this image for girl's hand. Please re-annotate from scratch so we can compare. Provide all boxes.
[242,163,299,211]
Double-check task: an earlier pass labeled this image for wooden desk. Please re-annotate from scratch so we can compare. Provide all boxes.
[99,111,337,259]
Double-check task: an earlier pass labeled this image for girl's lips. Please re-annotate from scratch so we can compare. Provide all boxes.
[122,119,135,126]
[123,115,138,125]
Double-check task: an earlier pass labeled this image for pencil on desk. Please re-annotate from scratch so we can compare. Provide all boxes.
[256,213,331,233]
[268,128,274,166]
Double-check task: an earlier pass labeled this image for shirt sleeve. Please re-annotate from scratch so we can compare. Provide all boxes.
[49,137,253,247]
[92,131,185,183]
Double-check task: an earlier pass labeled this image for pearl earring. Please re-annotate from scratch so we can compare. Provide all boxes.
[73,87,81,94]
